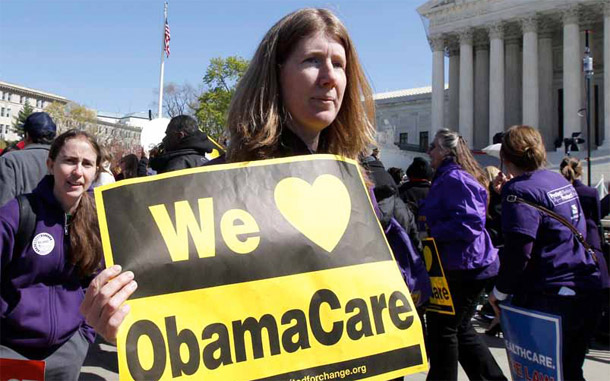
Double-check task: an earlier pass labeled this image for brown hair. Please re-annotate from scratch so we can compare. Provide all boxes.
[48,129,103,277]
[119,154,139,179]
[501,125,547,172]
[434,128,488,189]
[226,8,375,162]
[560,156,582,183]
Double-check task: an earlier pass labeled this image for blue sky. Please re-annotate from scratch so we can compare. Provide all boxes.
[0,0,433,115]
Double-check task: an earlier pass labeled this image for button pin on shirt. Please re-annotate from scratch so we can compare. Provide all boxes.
[558,286,576,296]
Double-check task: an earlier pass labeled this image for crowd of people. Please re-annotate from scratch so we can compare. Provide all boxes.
[0,7,609,381]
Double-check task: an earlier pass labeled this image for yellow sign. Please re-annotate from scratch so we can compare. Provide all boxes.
[422,238,455,315]
[206,136,225,159]
[95,155,427,380]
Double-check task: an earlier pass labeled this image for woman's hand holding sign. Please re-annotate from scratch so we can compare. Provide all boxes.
[80,265,138,344]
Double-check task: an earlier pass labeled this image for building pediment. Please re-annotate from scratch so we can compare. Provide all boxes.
[419,0,605,36]
[417,0,457,14]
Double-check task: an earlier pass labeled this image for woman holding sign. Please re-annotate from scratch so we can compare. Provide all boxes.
[420,128,505,380]
[489,125,602,380]
[0,130,103,380]
[81,7,377,342]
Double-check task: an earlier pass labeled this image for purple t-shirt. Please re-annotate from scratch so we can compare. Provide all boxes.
[498,170,600,294]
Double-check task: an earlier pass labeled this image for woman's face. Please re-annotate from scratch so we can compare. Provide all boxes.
[47,137,98,212]
[280,32,347,144]
[427,138,447,170]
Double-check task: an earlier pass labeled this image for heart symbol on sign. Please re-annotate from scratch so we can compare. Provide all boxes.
[274,174,351,253]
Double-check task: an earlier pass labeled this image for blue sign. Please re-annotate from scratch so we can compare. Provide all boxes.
[500,304,562,381]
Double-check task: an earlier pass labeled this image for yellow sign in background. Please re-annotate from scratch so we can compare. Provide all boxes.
[422,238,455,315]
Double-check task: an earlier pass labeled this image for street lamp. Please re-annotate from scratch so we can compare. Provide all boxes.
[583,30,594,186]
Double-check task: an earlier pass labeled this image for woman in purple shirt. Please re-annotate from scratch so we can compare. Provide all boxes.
[560,157,603,252]
[0,130,104,380]
[490,125,601,381]
[421,128,505,380]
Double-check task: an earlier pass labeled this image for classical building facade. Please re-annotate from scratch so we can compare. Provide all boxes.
[374,86,502,172]
[0,80,68,141]
[374,86,448,154]
[417,0,609,152]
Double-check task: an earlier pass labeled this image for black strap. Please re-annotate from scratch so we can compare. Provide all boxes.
[506,194,598,262]
[14,194,36,257]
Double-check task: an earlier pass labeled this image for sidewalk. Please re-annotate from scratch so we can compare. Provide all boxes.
[408,320,610,380]
[78,320,610,380]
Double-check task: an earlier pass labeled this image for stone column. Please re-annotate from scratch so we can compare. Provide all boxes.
[489,23,505,144]
[474,39,490,148]
[448,47,460,130]
[430,35,446,133]
[505,35,522,127]
[563,7,582,140]
[538,29,555,149]
[602,2,610,149]
[522,17,539,128]
[459,29,474,146]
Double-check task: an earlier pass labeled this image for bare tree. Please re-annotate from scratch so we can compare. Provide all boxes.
[151,82,198,118]
[102,137,142,176]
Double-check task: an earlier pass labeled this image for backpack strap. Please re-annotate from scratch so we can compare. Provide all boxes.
[14,194,36,257]
[506,194,598,263]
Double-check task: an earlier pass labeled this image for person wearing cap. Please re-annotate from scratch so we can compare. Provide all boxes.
[0,112,57,207]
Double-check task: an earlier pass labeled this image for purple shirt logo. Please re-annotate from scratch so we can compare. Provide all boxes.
[570,204,580,223]
[546,185,578,206]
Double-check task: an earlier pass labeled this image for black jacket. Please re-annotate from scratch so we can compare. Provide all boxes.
[149,131,216,173]
[361,156,422,253]
[485,184,503,247]
[376,193,423,253]
[398,180,430,217]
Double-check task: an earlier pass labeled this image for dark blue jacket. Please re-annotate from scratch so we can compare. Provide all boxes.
[420,158,498,275]
[0,176,95,357]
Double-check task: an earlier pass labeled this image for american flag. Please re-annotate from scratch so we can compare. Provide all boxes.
[164,20,171,57]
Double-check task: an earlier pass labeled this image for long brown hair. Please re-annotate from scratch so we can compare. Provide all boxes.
[500,125,547,172]
[226,8,375,162]
[48,129,103,277]
[434,128,487,189]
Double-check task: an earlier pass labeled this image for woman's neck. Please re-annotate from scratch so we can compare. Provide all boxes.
[286,122,320,152]
[506,165,527,178]
[54,189,80,214]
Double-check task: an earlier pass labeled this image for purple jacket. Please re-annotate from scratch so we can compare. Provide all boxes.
[572,179,603,251]
[0,176,95,357]
[498,170,601,293]
[420,158,498,276]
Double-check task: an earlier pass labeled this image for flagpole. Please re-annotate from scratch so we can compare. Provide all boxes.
[157,1,168,119]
